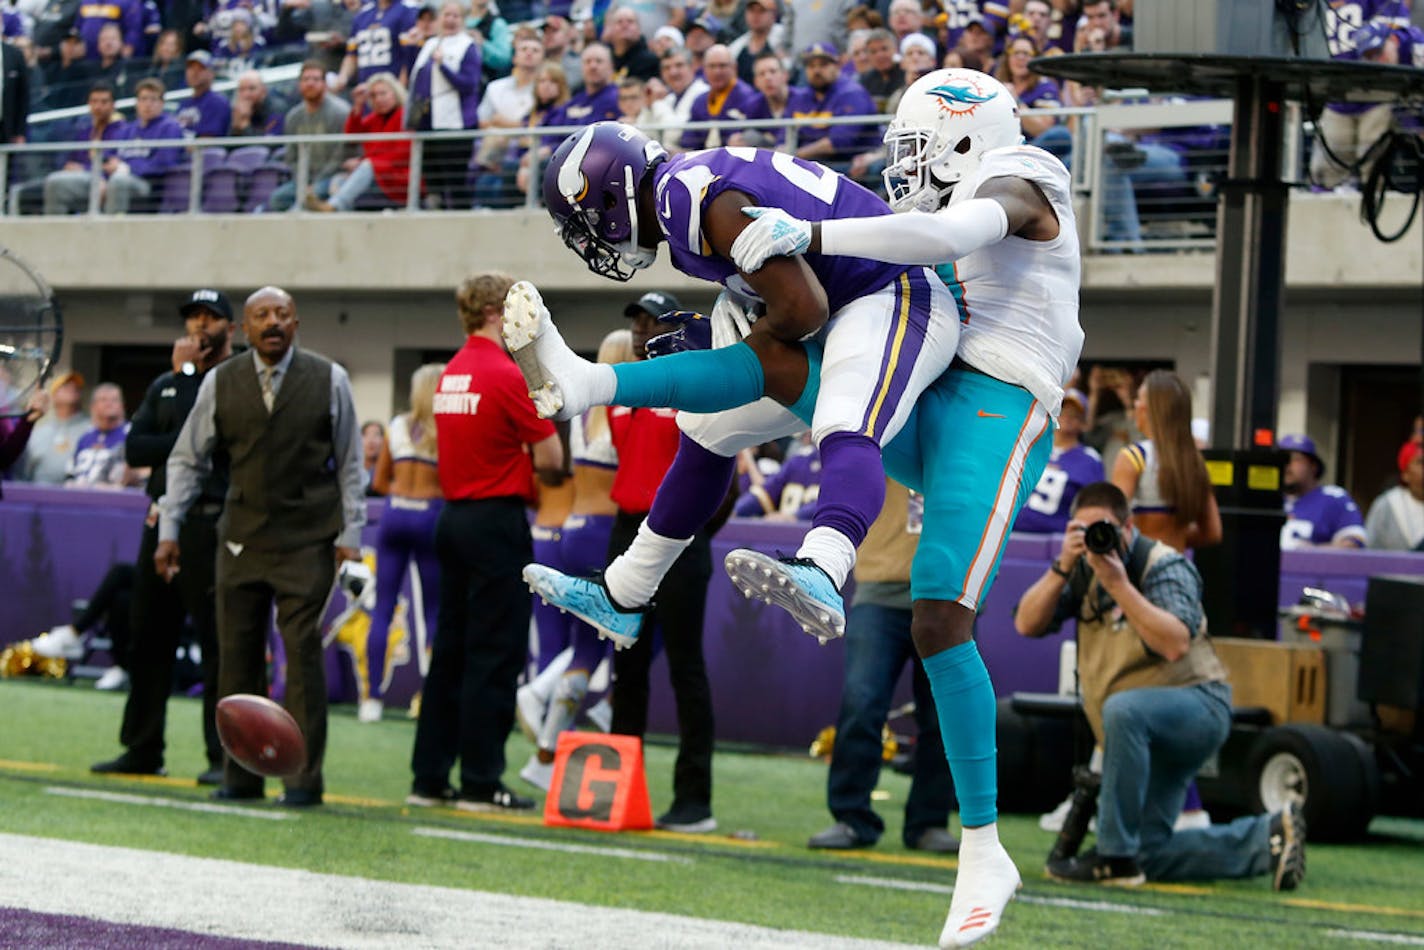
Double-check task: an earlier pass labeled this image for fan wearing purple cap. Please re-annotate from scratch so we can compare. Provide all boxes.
[1278,434,1366,549]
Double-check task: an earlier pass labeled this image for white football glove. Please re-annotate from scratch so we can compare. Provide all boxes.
[729,206,813,273]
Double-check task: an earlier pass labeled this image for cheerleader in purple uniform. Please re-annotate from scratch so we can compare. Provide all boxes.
[363,363,446,722]
[518,329,633,789]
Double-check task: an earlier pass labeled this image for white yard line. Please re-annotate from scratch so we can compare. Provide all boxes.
[412,825,692,863]
[0,833,920,950]
[1325,930,1424,946]
[44,786,294,820]
[836,874,1169,916]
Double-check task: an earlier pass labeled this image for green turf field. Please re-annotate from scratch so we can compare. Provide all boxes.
[4,679,1423,947]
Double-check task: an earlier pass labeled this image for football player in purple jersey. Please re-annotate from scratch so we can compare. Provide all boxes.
[507,121,964,649]
[1278,434,1366,549]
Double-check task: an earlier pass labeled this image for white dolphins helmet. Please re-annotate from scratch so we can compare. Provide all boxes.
[883,67,1023,213]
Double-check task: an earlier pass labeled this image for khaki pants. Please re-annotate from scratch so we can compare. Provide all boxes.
[1310,104,1394,189]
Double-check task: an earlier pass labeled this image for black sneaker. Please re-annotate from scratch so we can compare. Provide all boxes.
[1269,802,1307,892]
[456,785,536,813]
[405,785,459,807]
[1046,847,1146,886]
[656,803,717,834]
[90,754,165,777]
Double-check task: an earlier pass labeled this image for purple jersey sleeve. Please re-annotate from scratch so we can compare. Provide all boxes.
[1013,444,1104,533]
[653,147,906,310]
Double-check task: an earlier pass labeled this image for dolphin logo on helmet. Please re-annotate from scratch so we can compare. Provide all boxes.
[882,68,1022,213]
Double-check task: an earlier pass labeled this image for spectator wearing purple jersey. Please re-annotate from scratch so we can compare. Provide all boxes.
[1277,434,1366,550]
[533,42,619,154]
[74,0,142,58]
[104,77,183,212]
[175,50,231,138]
[680,44,761,149]
[733,436,820,520]
[213,15,266,78]
[1313,12,1408,190]
[42,80,129,214]
[857,28,903,113]
[605,5,661,80]
[736,47,809,147]
[727,0,785,84]
[792,42,880,176]
[409,0,482,209]
[67,382,136,488]
[1014,390,1104,533]
[335,0,420,91]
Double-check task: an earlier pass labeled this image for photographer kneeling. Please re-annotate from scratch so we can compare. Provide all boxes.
[1014,482,1306,890]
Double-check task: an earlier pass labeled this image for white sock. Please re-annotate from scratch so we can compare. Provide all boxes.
[959,822,1001,849]
[604,521,692,608]
[539,319,617,409]
[529,647,573,702]
[795,526,857,590]
[1089,745,1103,773]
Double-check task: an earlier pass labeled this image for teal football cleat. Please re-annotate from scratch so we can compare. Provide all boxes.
[723,549,846,643]
[522,564,649,649]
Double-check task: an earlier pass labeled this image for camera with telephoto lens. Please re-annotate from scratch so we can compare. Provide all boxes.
[1047,765,1102,864]
[1083,520,1122,555]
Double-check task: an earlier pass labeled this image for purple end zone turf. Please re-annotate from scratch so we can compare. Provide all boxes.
[0,906,324,949]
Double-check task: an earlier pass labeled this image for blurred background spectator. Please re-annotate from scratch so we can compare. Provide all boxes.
[66,381,136,488]
[1014,389,1104,534]
[267,60,353,211]
[175,51,232,138]
[643,47,706,150]
[41,80,127,215]
[18,372,87,484]
[307,71,410,211]
[1278,434,1367,550]
[1365,440,1424,550]
[409,0,482,210]
[679,43,759,150]
[728,0,783,84]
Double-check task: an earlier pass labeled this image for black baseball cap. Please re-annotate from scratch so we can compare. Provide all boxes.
[624,290,682,317]
[180,288,233,321]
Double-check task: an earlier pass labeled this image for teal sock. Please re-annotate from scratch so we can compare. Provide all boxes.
[922,640,998,827]
[786,342,820,426]
[612,342,765,412]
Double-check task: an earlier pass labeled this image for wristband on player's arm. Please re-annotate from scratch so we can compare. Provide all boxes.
[819,198,1010,265]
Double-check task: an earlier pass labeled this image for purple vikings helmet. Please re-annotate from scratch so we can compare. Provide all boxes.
[543,122,668,282]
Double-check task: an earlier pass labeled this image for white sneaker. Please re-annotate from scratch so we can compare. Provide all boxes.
[515,683,546,742]
[519,755,554,792]
[940,825,1021,948]
[32,624,85,660]
[358,698,383,723]
[1175,808,1211,831]
[501,280,609,421]
[94,666,129,691]
[1040,793,1096,833]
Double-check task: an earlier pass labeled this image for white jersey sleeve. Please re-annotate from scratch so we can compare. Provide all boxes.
[948,144,1084,417]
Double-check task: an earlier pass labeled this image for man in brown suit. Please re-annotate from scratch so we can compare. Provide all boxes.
[157,286,366,806]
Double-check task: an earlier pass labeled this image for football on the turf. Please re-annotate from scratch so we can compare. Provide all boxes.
[215,694,306,778]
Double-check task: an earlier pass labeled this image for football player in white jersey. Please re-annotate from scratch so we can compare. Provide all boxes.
[729,69,1085,948]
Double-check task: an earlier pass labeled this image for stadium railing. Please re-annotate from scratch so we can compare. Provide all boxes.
[2,99,1245,253]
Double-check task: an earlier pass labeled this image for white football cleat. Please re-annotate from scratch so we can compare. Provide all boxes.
[940,827,1021,948]
[503,280,608,421]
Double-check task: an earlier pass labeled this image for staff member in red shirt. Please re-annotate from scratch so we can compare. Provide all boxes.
[607,290,721,834]
[409,271,563,812]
